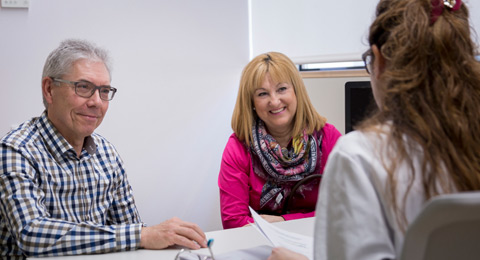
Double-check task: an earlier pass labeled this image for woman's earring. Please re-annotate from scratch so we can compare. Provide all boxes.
[253,107,256,111]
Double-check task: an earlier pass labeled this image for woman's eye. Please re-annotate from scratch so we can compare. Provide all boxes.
[257,92,267,97]
[278,87,287,92]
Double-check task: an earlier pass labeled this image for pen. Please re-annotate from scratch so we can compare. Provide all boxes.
[207,238,215,260]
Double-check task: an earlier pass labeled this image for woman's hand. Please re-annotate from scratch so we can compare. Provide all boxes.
[268,247,308,260]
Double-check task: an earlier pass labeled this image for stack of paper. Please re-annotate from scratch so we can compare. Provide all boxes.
[248,207,313,260]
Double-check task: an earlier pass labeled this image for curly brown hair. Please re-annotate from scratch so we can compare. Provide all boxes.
[360,0,480,229]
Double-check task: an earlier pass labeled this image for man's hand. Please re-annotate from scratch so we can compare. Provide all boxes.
[260,214,285,223]
[139,217,207,250]
[267,247,308,260]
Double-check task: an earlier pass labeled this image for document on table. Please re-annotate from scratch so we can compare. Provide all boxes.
[249,207,313,260]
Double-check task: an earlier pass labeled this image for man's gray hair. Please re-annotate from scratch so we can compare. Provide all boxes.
[42,39,112,108]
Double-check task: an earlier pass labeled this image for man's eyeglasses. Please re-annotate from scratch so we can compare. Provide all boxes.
[174,239,215,260]
[362,49,373,74]
[174,249,209,260]
[52,78,117,101]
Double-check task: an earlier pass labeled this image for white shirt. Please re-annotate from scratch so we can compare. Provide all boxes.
[314,128,432,260]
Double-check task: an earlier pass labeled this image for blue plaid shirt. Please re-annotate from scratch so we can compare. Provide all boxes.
[0,111,143,257]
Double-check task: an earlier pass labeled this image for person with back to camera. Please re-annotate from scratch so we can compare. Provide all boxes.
[0,39,207,258]
[218,52,342,229]
[268,0,480,259]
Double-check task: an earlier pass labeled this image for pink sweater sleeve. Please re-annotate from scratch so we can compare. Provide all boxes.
[320,123,342,158]
[218,134,254,229]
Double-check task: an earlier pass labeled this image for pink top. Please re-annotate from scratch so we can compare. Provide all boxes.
[218,123,342,229]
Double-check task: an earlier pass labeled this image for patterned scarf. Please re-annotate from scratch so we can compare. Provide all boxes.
[251,119,323,213]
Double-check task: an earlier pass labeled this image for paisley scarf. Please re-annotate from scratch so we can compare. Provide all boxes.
[251,119,323,213]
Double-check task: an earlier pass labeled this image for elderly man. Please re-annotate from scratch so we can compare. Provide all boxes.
[0,39,206,257]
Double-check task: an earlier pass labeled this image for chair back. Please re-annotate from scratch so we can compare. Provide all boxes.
[400,191,480,260]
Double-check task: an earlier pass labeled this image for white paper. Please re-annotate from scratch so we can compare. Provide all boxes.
[180,245,272,260]
[249,207,313,260]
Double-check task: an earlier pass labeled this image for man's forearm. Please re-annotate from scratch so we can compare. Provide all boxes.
[17,219,142,257]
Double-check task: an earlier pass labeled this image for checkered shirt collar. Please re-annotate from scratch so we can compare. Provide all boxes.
[36,110,98,159]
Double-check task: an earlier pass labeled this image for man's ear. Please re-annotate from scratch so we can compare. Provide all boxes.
[371,44,386,80]
[42,77,54,105]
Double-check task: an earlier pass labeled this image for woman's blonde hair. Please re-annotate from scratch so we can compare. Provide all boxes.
[361,0,480,229]
[231,52,326,146]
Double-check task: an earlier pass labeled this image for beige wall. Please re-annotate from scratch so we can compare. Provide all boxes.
[304,76,370,135]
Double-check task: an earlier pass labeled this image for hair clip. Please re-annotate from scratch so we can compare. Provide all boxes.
[430,0,462,25]
[264,54,272,62]
[445,0,462,10]
[444,0,455,8]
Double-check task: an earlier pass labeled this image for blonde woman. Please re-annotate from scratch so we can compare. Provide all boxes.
[218,52,341,229]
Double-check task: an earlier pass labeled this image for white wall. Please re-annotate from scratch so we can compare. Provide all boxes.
[0,0,249,232]
[251,0,377,63]
[251,0,480,63]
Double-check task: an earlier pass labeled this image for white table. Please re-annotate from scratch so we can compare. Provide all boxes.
[31,217,315,260]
